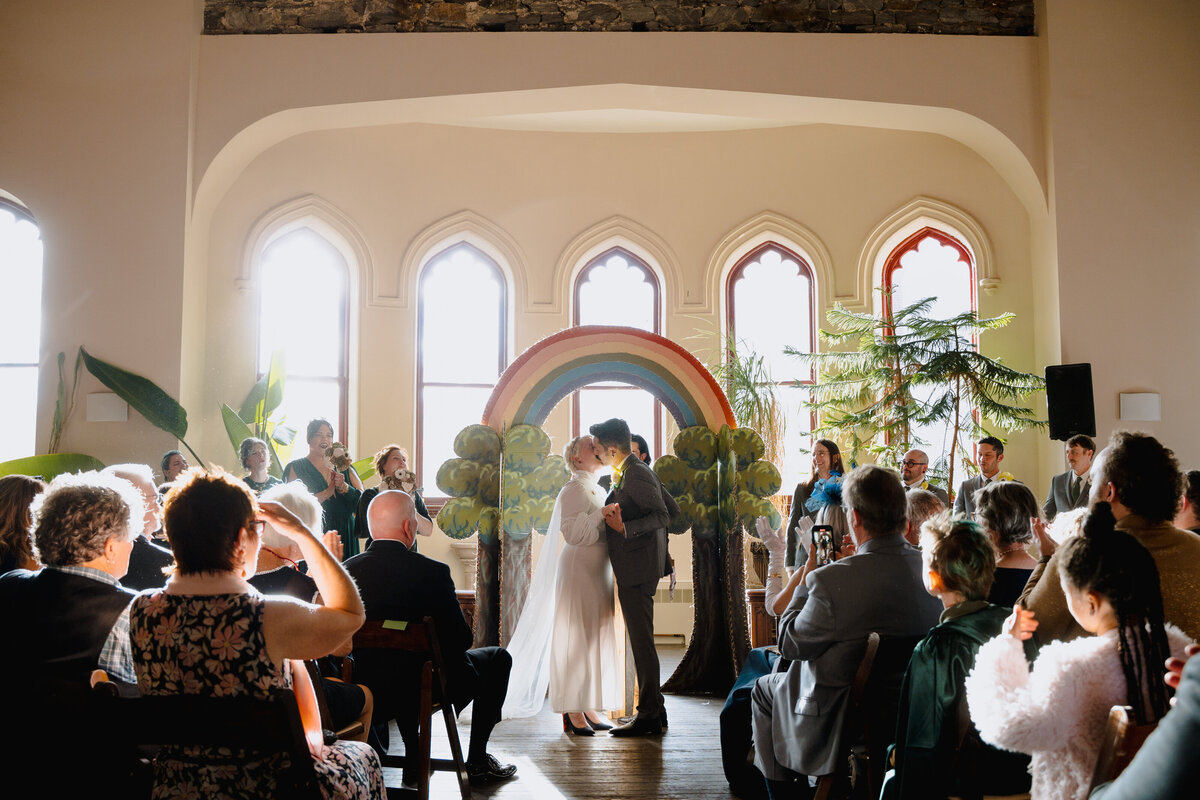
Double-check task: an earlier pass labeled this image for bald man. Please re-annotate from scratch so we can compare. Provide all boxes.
[344,490,516,786]
[898,449,949,507]
[103,464,175,591]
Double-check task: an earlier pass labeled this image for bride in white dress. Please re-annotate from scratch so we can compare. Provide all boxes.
[501,434,621,734]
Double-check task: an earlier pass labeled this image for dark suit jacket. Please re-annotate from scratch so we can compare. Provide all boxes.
[1042,470,1089,520]
[0,567,134,686]
[343,539,474,714]
[605,454,672,586]
[120,535,174,591]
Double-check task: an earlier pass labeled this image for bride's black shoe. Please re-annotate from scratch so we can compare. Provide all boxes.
[584,713,613,731]
[563,713,594,736]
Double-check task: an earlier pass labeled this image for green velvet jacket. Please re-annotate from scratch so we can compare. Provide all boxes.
[884,601,1031,800]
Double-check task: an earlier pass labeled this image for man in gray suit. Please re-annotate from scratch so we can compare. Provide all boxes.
[751,465,942,797]
[591,417,674,736]
[953,436,1006,516]
[1042,434,1094,521]
[899,448,949,507]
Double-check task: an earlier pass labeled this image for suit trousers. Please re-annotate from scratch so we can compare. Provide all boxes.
[616,577,664,719]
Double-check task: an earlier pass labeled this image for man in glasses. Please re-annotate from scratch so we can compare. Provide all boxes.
[898,449,949,507]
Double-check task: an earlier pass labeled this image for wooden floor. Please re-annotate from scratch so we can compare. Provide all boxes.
[386,645,737,799]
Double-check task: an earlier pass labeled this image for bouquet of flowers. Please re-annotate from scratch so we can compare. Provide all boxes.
[384,467,420,495]
[325,442,352,473]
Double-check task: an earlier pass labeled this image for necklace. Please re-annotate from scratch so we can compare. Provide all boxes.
[996,544,1028,561]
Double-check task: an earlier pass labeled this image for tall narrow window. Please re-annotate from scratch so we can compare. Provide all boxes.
[258,226,350,438]
[883,227,976,473]
[573,248,661,456]
[727,243,815,491]
[418,243,507,495]
[0,196,43,462]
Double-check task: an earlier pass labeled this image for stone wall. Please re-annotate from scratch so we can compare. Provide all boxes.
[204,0,1034,34]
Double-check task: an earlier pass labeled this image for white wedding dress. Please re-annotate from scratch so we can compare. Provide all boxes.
[502,469,621,717]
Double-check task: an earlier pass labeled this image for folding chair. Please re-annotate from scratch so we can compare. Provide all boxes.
[343,616,471,800]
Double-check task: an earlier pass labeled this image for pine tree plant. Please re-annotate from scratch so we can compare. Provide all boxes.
[788,292,1046,494]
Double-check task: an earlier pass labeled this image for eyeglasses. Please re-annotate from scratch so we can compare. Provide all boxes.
[248,520,265,536]
[900,460,928,468]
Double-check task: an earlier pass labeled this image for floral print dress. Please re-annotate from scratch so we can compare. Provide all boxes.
[130,591,384,800]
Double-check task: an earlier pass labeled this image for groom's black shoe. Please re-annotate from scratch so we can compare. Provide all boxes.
[610,716,663,737]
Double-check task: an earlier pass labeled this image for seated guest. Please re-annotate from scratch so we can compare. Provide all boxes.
[157,449,189,495]
[103,464,175,591]
[248,480,373,744]
[904,488,945,547]
[0,474,44,575]
[764,502,850,617]
[131,469,382,799]
[356,444,433,544]
[1172,469,1200,534]
[1019,431,1200,644]
[345,490,517,786]
[1090,643,1200,799]
[240,436,283,494]
[967,505,1191,800]
[882,516,1030,800]
[751,465,942,798]
[0,471,143,686]
[974,480,1040,607]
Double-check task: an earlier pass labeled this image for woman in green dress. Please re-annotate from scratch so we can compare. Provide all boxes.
[356,444,434,545]
[284,418,363,557]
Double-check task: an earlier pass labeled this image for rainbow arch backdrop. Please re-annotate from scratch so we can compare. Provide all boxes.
[482,326,737,432]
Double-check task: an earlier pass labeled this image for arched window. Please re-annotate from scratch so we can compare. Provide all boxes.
[418,243,507,495]
[572,247,662,457]
[882,226,976,473]
[0,195,43,462]
[257,226,351,439]
[726,242,816,491]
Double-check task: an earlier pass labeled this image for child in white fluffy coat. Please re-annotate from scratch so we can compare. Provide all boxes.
[966,504,1191,800]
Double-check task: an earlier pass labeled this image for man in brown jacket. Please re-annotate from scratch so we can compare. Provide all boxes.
[1019,430,1200,646]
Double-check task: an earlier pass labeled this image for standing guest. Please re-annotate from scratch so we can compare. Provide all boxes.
[356,444,432,544]
[630,433,652,466]
[157,449,188,495]
[966,505,1191,800]
[0,471,143,686]
[285,418,363,558]
[751,465,942,798]
[103,464,175,591]
[1043,434,1094,521]
[1172,469,1200,535]
[882,516,1030,800]
[130,469,382,799]
[1019,431,1200,645]
[0,474,44,575]
[953,437,1006,516]
[904,488,946,547]
[345,490,517,786]
[592,417,676,736]
[783,438,844,568]
[974,481,1040,607]
[240,436,282,494]
[899,449,949,507]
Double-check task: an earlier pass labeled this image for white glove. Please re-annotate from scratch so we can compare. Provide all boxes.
[794,517,814,559]
[756,516,786,562]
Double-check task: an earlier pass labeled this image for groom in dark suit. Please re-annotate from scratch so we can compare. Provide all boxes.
[590,417,673,736]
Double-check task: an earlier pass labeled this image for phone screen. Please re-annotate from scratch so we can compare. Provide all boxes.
[811,524,836,566]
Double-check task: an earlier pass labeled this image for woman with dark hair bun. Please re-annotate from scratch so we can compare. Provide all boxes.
[284,418,363,557]
[966,503,1193,800]
[782,438,844,568]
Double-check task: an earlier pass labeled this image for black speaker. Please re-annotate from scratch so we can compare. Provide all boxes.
[1046,363,1096,441]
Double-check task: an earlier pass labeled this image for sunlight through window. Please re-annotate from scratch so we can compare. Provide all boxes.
[0,202,43,462]
[418,244,506,491]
